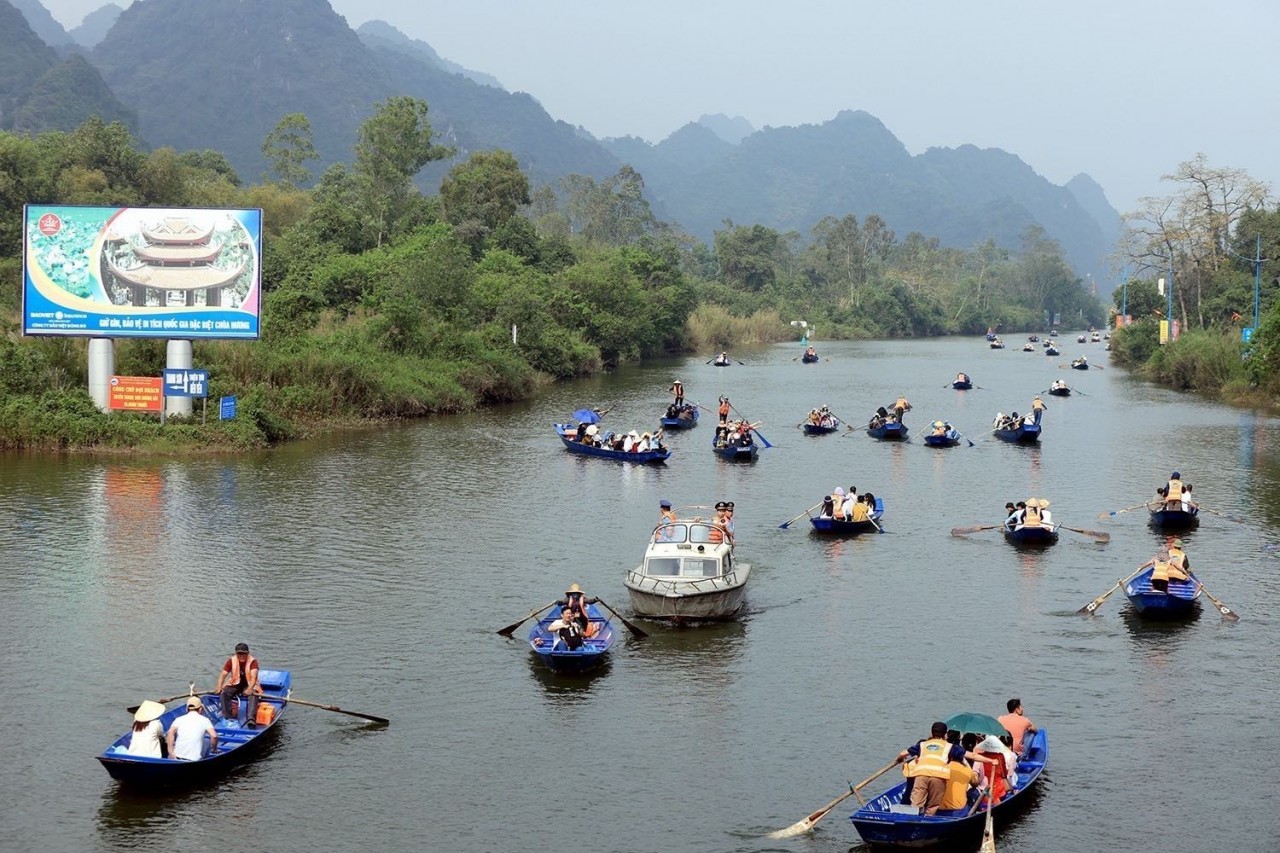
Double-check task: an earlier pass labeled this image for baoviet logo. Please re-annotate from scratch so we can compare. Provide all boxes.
[37,213,62,236]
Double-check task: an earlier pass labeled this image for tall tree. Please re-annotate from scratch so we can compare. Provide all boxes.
[353,96,453,247]
[261,113,318,189]
[439,150,530,249]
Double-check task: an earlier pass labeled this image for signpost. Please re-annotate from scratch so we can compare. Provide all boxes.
[108,376,164,414]
[163,367,209,422]
[219,396,238,421]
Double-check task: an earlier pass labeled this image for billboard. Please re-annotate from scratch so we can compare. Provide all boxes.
[22,205,262,339]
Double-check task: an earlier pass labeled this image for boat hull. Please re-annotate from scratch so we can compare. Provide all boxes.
[802,423,839,435]
[528,603,615,673]
[1147,505,1200,530]
[97,671,291,788]
[867,423,909,441]
[554,424,670,464]
[951,381,972,390]
[851,730,1048,848]
[660,408,699,430]
[810,500,884,536]
[994,423,1041,443]
[923,432,961,447]
[1125,567,1201,618]
[1003,524,1058,545]
[1071,362,1089,370]
[624,564,751,621]
[801,354,820,363]
[1045,347,1060,356]
[1047,387,1071,397]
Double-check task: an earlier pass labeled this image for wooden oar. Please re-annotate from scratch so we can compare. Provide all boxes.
[1096,502,1148,520]
[1197,505,1248,525]
[953,431,976,447]
[1058,525,1110,543]
[127,685,207,714]
[979,776,997,853]
[496,601,559,637]
[591,597,649,639]
[1196,581,1241,621]
[1076,563,1150,614]
[951,524,1001,537]
[766,758,901,839]
[780,503,823,529]
[283,692,389,724]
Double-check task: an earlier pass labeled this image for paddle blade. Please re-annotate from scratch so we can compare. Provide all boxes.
[766,788,856,839]
[951,524,995,537]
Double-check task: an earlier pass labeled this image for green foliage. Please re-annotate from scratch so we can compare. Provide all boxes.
[1144,330,1247,391]
[261,113,318,188]
[440,150,531,251]
[1109,318,1161,367]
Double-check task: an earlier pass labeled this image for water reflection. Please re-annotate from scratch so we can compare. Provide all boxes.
[525,654,612,704]
[1122,605,1202,669]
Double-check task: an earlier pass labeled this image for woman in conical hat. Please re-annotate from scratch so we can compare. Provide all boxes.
[564,583,589,629]
[126,700,167,757]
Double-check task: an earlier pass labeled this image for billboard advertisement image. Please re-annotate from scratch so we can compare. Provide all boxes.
[22,205,262,339]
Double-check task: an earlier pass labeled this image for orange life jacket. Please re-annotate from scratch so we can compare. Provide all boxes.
[1165,479,1183,501]
[225,654,259,690]
[718,402,730,417]
[707,520,725,543]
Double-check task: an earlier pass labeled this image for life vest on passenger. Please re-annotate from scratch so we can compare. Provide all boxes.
[1152,560,1171,584]
[905,738,953,780]
[1165,479,1183,501]
[1166,546,1189,579]
[1022,505,1042,527]
[660,508,677,526]
[707,520,725,543]
[225,654,259,690]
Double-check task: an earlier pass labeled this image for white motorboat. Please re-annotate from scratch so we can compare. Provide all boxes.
[624,520,750,621]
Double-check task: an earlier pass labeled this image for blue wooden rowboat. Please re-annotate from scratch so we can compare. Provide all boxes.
[867,421,909,441]
[1124,565,1201,618]
[660,406,698,430]
[98,670,291,787]
[850,730,1048,848]
[1003,523,1058,545]
[993,422,1041,443]
[989,340,1005,349]
[802,421,840,435]
[1045,345,1060,356]
[528,603,615,673]
[554,423,670,464]
[951,379,973,390]
[1070,359,1090,370]
[712,430,759,461]
[1047,386,1071,397]
[809,498,884,535]
[1147,502,1200,530]
[712,358,731,367]
[923,429,962,447]
[801,352,820,363]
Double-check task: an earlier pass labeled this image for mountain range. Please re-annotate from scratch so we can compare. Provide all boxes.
[4,0,1120,275]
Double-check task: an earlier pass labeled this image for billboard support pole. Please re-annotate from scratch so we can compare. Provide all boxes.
[165,339,194,418]
[87,338,115,413]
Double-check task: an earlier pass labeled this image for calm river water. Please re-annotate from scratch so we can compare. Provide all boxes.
[2,336,1279,853]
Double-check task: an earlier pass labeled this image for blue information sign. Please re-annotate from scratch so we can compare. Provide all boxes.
[219,395,238,420]
[1243,326,1255,343]
[162,368,208,398]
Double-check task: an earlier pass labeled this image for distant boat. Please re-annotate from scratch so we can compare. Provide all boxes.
[1045,345,1060,356]
[867,421,909,441]
[554,424,670,464]
[809,498,885,535]
[951,377,973,390]
[1070,359,1089,370]
[712,430,759,461]
[801,352,820,364]
[993,421,1041,443]
[923,427,963,447]
[989,338,1005,349]
[801,421,840,435]
[1047,386,1071,397]
[660,405,698,430]
[1003,523,1059,545]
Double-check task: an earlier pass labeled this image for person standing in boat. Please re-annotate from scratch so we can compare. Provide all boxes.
[167,695,217,761]
[564,583,590,631]
[722,502,736,540]
[215,642,262,727]
[717,396,731,424]
[891,395,912,424]
[670,379,684,408]
[996,699,1038,755]
[1030,396,1047,425]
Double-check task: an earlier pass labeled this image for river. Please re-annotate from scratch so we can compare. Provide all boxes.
[1,335,1278,853]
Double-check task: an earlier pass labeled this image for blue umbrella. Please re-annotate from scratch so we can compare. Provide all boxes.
[572,409,601,424]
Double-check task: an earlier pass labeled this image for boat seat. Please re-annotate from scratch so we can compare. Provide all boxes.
[258,669,287,691]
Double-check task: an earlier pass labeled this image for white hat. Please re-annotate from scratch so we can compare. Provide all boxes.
[133,700,165,723]
[585,424,598,436]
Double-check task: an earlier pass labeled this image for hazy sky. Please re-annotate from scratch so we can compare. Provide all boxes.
[41,0,1280,215]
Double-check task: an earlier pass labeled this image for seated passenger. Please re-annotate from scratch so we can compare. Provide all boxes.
[575,421,589,441]
[819,496,835,519]
[850,498,871,522]
[940,755,981,811]
[545,608,585,650]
